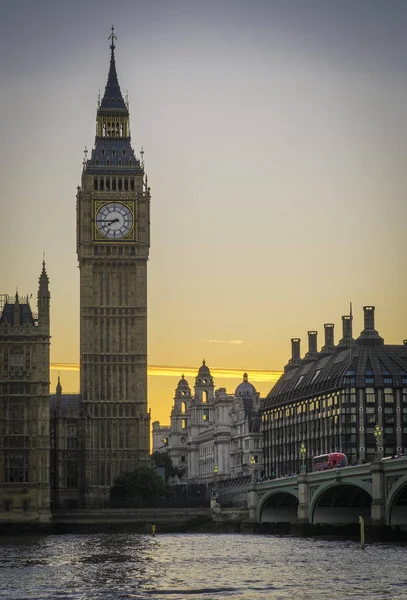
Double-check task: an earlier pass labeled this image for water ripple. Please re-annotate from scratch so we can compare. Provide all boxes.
[0,533,406,600]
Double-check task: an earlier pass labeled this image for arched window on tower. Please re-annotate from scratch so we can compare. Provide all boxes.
[112,179,117,191]
[202,390,208,403]
[100,178,104,191]
[124,179,129,191]
[120,123,123,137]
[103,123,106,136]
[130,179,135,191]
[94,178,98,191]
[181,401,186,414]
[118,178,123,191]
[107,122,111,137]
[105,178,110,191]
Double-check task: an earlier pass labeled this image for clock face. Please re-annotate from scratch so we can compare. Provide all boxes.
[95,202,133,240]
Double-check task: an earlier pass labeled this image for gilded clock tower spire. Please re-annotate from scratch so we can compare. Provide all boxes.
[76,28,151,507]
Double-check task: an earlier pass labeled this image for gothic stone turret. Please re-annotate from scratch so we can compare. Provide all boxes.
[0,263,51,526]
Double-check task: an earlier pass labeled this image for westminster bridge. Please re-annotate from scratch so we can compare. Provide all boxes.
[248,457,407,527]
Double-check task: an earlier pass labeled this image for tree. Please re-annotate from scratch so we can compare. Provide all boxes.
[152,451,186,482]
[109,466,169,504]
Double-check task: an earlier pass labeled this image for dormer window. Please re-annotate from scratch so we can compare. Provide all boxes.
[365,370,374,385]
[344,369,356,385]
[118,159,122,167]
[106,159,110,166]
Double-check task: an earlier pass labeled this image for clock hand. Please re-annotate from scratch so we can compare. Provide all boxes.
[97,218,120,224]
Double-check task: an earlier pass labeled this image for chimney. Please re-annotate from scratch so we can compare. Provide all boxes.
[363,306,375,331]
[338,315,353,347]
[291,338,301,360]
[321,323,335,354]
[304,331,318,362]
[325,323,334,345]
[357,305,384,346]
[285,338,301,372]
[308,331,317,353]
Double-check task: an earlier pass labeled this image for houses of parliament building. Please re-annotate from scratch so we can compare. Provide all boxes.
[0,30,151,523]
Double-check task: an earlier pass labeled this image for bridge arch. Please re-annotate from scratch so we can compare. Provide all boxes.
[387,474,407,529]
[310,481,372,525]
[259,490,299,523]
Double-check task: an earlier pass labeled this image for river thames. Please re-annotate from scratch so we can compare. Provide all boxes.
[1,533,406,599]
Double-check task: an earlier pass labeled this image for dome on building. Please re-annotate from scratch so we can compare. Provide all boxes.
[177,374,190,388]
[235,373,257,397]
[198,359,210,375]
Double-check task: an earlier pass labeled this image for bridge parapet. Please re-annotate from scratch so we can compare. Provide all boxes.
[252,458,407,526]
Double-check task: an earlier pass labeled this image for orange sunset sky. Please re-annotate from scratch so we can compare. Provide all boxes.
[2,1,407,426]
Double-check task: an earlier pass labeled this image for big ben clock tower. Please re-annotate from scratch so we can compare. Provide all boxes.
[76,28,150,506]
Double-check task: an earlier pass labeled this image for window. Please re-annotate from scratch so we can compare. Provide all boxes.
[365,370,374,385]
[344,369,356,385]
[4,451,29,483]
[366,388,375,404]
[384,389,394,404]
[9,349,24,368]
[294,375,305,389]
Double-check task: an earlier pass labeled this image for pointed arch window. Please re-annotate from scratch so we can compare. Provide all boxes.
[124,179,129,191]
[118,178,123,191]
[112,179,117,191]
[130,179,135,191]
[93,178,98,191]
[105,178,110,191]
[122,149,126,155]
[101,148,105,156]
[106,159,110,166]
[112,148,116,156]
[118,159,122,167]
[100,178,104,191]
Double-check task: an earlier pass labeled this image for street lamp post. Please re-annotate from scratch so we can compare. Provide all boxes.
[374,425,382,461]
[249,455,256,483]
[300,442,307,474]
[213,464,219,502]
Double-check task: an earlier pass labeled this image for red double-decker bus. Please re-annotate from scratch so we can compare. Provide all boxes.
[312,452,347,471]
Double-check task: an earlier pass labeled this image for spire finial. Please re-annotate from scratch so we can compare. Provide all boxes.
[202,359,206,365]
[109,25,117,51]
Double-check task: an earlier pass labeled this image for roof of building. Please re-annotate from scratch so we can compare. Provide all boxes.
[50,393,81,416]
[87,138,142,172]
[177,374,190,389]
[0,297,35,326]
[99,34,127,112]
[235,373,257,397]
[263,307,407,410]
[198,359,210,375]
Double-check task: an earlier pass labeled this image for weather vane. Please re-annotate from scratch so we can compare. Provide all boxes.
[108,25,117,50]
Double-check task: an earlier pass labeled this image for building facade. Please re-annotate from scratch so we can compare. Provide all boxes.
[76,30,151,505]
[262,306,407,479]
[152,361,263,483]
[0,263,51,524]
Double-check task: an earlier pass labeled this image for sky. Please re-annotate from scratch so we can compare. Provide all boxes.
[1,0,407,425]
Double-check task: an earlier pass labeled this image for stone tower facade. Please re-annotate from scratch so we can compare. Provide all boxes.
[0,262,51,525]
[169,376,192,476]
[76,30,151,506]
